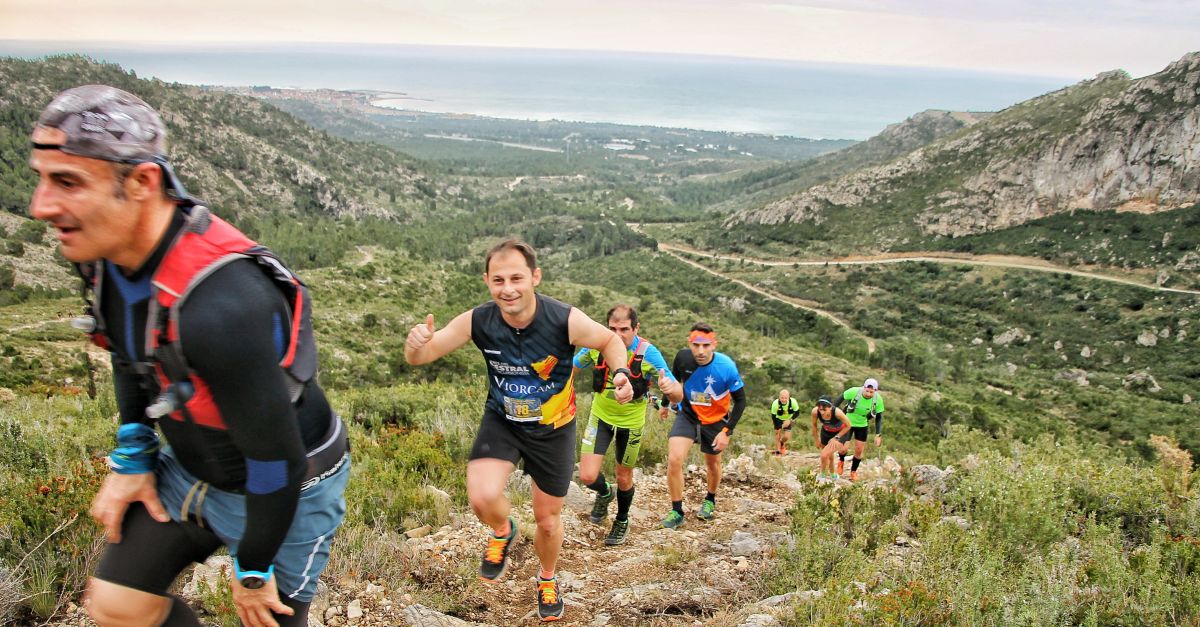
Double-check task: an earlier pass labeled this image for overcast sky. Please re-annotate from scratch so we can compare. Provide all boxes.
[3,0,1198,78]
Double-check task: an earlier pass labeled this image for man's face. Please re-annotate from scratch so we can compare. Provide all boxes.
[688,339,716,365]
[28,149,137,264]
[608,315,638,348]
[862,387,876,399]
[779,391,790,404]
[484,249,541,319]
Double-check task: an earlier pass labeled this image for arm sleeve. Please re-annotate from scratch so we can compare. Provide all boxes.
[726,388,748,432]
[112,357,155,426]
[572,347,595,369]
[875,412,884,435]
[644,344,675,380]
[180,261,307,572]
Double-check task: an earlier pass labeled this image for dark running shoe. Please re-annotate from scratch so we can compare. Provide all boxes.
[479,517,517,581]
[589,482,615,524]
[537,576,564,621]
[604,518,630,545]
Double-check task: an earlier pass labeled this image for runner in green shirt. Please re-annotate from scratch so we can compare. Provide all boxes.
[836,378,885,481]
[573,304,682,545]
[769,389,802,456]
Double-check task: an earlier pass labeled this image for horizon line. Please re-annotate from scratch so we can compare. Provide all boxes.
[0,38,1086,82]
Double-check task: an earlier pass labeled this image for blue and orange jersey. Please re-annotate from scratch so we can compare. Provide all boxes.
[471,294,577,428]
[680,352,744,425]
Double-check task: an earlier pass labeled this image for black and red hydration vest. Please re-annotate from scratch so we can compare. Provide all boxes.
[592,338,650,400]
[78,205,317,429]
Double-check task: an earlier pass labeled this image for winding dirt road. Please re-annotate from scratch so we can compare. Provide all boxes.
[635,225,1198,356]
[655,240,1200,296]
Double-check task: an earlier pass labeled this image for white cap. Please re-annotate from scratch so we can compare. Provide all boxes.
[863,378,879,390]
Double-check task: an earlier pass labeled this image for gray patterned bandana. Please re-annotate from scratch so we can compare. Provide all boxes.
[32,84,167,163]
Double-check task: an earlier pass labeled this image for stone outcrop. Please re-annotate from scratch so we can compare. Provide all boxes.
[734,52,1200,236]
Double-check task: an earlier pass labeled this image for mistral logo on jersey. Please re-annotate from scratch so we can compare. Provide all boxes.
[489,360,531,376]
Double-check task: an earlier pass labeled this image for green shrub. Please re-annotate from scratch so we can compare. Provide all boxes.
[944,447,1071,555]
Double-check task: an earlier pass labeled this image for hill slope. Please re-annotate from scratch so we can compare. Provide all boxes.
[0,55,441,221]
[731,52,1200,243]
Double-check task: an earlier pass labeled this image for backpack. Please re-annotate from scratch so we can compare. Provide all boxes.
[77,205,316,428]
[592,338,650,400]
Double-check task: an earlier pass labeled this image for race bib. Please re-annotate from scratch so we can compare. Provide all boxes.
[503,396,543,422]
[689,391,713,406]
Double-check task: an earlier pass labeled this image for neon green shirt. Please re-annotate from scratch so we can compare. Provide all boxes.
[573,337,674,429]
[841,386,885,428]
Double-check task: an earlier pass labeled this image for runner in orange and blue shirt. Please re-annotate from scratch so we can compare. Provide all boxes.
[662,323,746,528]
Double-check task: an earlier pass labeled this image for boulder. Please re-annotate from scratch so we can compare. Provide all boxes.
[909,465,950,496]
[1123,370,1162,393]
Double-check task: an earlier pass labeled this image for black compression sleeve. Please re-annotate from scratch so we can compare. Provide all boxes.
[875,412,883,436]
[112,356,154,426]
[179,260,307,572]
[726,388,748,432]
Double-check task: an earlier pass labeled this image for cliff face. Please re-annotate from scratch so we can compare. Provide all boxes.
[734,52,1200,238]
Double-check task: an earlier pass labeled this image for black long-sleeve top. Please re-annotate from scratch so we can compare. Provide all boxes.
[101,210,331,571]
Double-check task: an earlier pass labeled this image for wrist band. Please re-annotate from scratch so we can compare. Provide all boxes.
[234,560,274,587]
[612,367,633,380]
[108,423,160,474]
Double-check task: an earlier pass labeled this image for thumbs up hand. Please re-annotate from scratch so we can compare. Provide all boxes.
[407,314,436,351]
[657,371,681,399]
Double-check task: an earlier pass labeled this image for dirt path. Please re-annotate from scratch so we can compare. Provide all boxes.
[664,248,878,355]
[398,451,828,626]
[653,239,1200,296]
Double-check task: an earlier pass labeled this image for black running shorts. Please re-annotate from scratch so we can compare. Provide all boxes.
[849,425,870,442]
[469,410,576,497]
[771,417,793,431]
[668,410,727,456]
[820,428,850,447]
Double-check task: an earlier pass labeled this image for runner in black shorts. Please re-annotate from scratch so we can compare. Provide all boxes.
[769,389,802,456]
[406,239,634,622]
[30,85,348,627]
[811,397,851,481]
[662,323,746,528]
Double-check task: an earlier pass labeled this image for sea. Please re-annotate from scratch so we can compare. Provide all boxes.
[0,42,1072,140]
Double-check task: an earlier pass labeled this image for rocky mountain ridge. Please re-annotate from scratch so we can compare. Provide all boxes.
[704,108,985,215]
[732,52,1200,239]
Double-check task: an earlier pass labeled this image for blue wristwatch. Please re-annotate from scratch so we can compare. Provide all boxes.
[234,560,274,590]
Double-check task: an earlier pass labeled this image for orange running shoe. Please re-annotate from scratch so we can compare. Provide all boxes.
[537,577,564,621]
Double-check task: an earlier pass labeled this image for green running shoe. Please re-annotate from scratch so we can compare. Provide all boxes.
[697,499,716,521]
[660,510,685,529]
[589,483,615,524]
[604,518,630,545]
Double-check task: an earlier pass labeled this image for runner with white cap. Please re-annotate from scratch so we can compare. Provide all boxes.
[836,378,885,481]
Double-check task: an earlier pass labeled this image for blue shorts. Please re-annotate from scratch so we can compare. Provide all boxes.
[153,446,349,600]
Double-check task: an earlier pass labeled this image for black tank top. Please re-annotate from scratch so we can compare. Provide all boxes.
[471,293,577,428]
[816,407,846,431]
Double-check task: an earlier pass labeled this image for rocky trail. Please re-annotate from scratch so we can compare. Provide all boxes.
[330,448,903,627]
[52,446,918,627]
